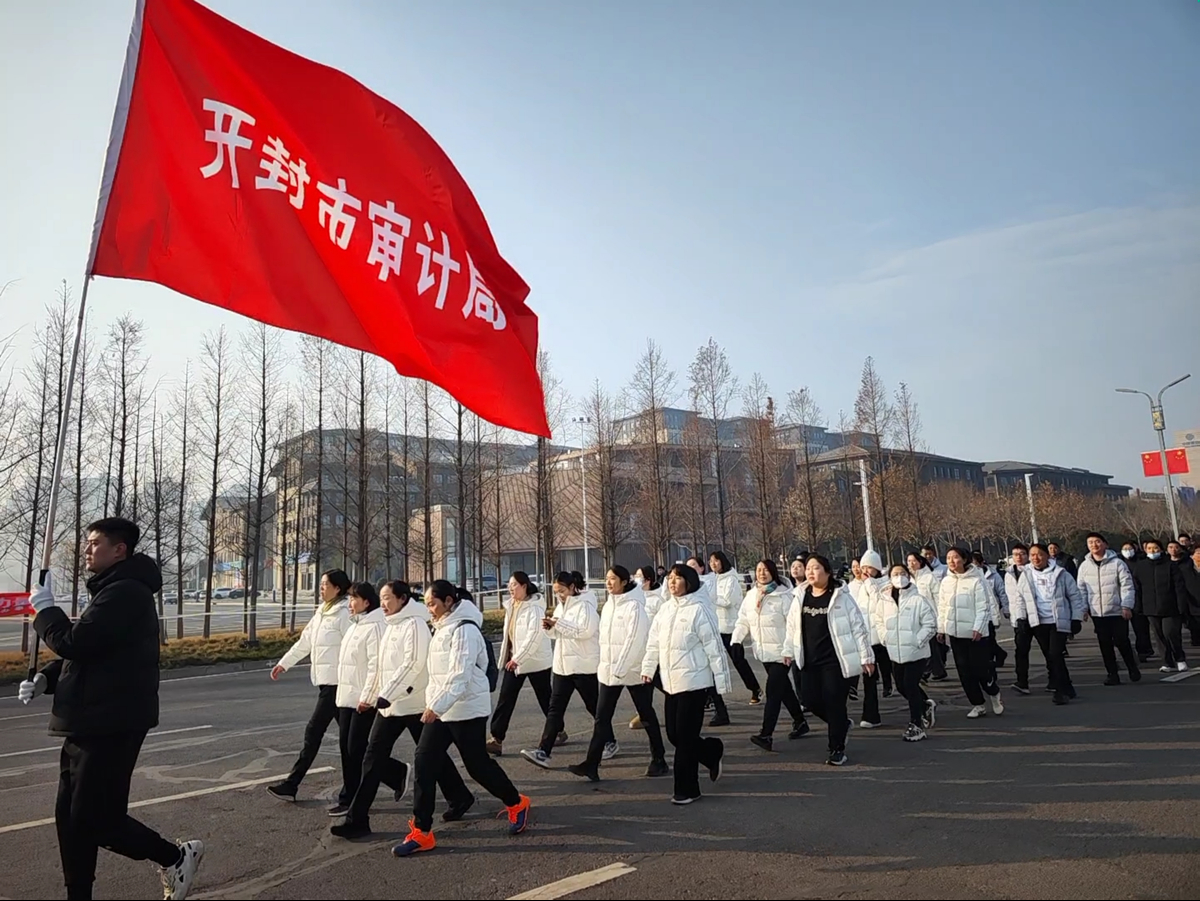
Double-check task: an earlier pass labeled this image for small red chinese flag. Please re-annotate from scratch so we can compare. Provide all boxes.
[1167,448,1190,475]
[89,0,549,436]
[0,593,34,618]
[1141,452,1165,478]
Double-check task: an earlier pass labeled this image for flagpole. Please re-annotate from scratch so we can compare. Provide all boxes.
[27,275,92,680]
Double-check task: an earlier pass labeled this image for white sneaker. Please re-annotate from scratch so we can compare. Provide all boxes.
[1177,662,1189,673]
[520,748,551,768]
[601,741,620,760]
[859,720,882,729]
[161,840,204,900]
[967,705,987,719]
[922,699,938,730]
[988,693,1005,716]
[1160,665,1174,673]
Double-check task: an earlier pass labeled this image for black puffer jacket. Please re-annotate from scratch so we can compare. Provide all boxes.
[34,554,162,737]
[1177,562,1200,617]
[1131,556,1184,618]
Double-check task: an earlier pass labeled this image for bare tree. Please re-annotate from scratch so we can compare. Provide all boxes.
[740,374,785,560]
[584,381,636,568]
[893,382,928,545]
[149,393,167,643]
[854,357,896,563]
[103,315,148,517]
[300,336,328,603]
[200,328,231,638]
[626,339,678,565]
[785,387,830,551]
[242,324,283,644]
[689,339,738,548]
[173,365,192,640]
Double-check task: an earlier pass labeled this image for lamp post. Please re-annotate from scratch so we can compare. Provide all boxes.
[1117,374,1191,539]
[854,458,875,554]
[571,416,592,583]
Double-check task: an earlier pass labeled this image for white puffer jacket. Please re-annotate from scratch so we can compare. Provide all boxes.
[548,590,601,675]
[871,584,938,664]
[276,598,351,686]
[971,565,1006,626]
[598,586,651,686]
[376,601,433,717]
[425,602,493,721]
[641,590,732,695]
[1075,551,1135,617]
[731,585,793,664]
[711,570,743,634]
[937,569,990,639]
[913,568,942,608]
[644,582,667,620]
[497,593,552,674]
[1012,562,1087,633]
[851,576,887,646]
[335,606,387,708]
[784,584,874,678]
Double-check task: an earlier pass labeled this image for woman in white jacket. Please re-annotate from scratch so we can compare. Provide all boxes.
[938,548,1004,719]
[522,573,611,768]
[710,552,762,720]
[854,551,892,730]
[783,555,875,767]
[907,553,948,682]
[641,564,731,805]
[568,566,669,782]
[267,569,353,806]
[332,581,474,840]
[329,582,388,818]
[487,572,554,757]
[393,581,530,857]
[872,565,939,742]
[732,559,808,752]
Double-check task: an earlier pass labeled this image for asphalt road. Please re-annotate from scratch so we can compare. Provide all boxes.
[1,637,1198,900]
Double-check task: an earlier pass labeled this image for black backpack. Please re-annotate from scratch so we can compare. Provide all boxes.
[455,619,499,692]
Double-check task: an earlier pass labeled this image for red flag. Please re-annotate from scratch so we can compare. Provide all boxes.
[0,593,34,618]
[88,0,549,436]
[1142,452,1164,478]
[1167,448,1190,475]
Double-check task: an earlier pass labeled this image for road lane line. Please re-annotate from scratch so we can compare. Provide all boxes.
[0,766,334,834]
[0,725,213,759]
[0,712,48,722]
[1161,670,1198,683]
[507,863,637,900]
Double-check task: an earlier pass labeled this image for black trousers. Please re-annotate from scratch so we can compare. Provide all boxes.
[1014,623,1054,689]
[538,672,605,756]
[723,633,761,694]
[1029,624,1072,695]
[341,706,377,808]
[663,688,723,799]
[1189,614,1200,646]
[801,664,850,753]
[892,660,929,726]
[790,662,803,703]
[1093,615,1139,676]
[56,732,180,900]
[925,640,948,679]
[1132,612,1155,656]
[949,636,999,706]
[989,622,1008,667]
[413,717,519,833]
[586,683,665,768]
[285,685,353,803]
[490,667,552,742]
[861,644,891,725]
[347,713,472,824]
[760,661,805,736]
[1148,615,1186,666]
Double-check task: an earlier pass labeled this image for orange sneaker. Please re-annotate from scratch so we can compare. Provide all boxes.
[506,795,531,834]
[391,821,436,857]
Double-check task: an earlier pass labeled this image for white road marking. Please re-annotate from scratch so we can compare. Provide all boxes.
[507,863,637,900]
[1160,670,1198,683]
[0,712,48,722]
[0,725,213,759]
[161,668,270,683]
[0,767,333,834]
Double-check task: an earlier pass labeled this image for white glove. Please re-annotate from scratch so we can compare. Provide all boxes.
[18,673,46,705]
[30,573,54,613]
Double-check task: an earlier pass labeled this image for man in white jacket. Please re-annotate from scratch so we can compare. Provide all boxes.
[1075,533,1141,686]
[1011,544,1086,706]
[268,569,353,805]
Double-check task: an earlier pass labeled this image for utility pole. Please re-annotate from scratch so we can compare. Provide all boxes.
[1117,374,1191,539]
[571,415,592,583]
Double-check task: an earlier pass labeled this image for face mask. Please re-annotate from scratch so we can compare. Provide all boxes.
[1147,552,1162,561]
[891,575,910,589]
[1121,549,1135,560]
[634,574,644,585]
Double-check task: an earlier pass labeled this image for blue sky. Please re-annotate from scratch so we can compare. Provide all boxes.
[1,0,1198,488]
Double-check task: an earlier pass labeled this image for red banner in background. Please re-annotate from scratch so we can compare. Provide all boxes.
[0,593,33,618]
[1142,449,1191,478]
[89,0,549,436]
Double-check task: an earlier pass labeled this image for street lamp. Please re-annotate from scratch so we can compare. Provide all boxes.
[571,416,593,583]
[1117,373,1191,539]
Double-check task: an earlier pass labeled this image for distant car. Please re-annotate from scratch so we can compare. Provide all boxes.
[213,587,233,600]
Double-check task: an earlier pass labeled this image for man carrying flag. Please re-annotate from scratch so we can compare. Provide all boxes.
[19,518,204,901]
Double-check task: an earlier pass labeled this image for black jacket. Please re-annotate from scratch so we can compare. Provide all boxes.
[34,554,162,738]
[1177,562,1200,617]
[1131,556,1184,618]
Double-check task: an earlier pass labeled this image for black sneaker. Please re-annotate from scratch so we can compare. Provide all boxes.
[1104,673,1121,686]
[644,758,670,778]
[748,692,762,706]
[847,685,860,702]
[327,803,350,818]
[1052,692,1069,706]
[708,714,730,728]
[393,762,411,803]
[442,795,475,823]
[1011,683,1031,695]
[750,734,773,752]
[827,749,848,766]
[1129,668,1142,682]
[567,762,600,782]
[708,741,724,782]
[788,720,811,740]
[931,673,948,682]
[883,687,894,699]
[266,783,296,802]
[330,819,371,839]
[672,793,701,805]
